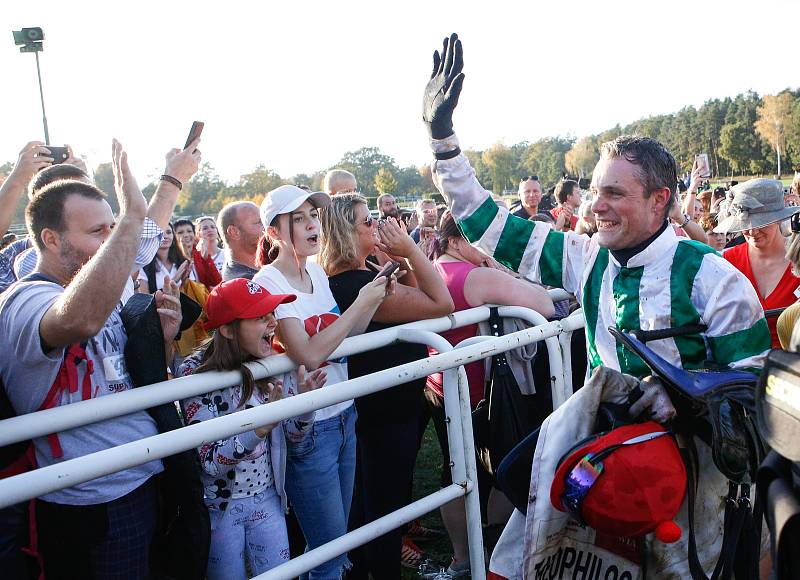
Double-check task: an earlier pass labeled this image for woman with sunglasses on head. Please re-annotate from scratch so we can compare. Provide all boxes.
[179,278,327,578]
[252,185,392,579]
[318,193,453,577]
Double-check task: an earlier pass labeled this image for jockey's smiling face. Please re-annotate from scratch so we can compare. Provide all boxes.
[590,157,671,251]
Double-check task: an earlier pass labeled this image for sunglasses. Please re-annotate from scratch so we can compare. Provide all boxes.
[362,215,374,227]
[520,175,540,182]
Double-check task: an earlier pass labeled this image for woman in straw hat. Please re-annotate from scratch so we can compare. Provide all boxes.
[716,178,800,348]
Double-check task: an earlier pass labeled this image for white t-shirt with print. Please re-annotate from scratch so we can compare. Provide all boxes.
[252,262,352,421]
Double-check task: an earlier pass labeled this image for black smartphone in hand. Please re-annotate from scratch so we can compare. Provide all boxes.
[44,146,69,164]
[374,261,400,286]
[184,121,204,151]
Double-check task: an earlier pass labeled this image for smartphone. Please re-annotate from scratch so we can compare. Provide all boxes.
[45,146,69,164]
[374,261,400,285]
[695,153,711,179]
[184,121,204,151]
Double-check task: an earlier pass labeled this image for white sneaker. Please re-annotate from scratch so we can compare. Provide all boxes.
[446,558,470,578]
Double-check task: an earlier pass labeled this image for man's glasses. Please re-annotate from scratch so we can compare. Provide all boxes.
[520,176,539,182]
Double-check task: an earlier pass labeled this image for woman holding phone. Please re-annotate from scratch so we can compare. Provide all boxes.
[319,193,453,577]
[252,185,391,578]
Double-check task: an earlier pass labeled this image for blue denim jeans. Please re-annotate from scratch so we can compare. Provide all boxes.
[286,403,357,580]
[206,487,289,580]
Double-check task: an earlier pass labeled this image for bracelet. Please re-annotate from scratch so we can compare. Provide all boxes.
[434,147,461,160]
[159,174,182,190]
[679,213,691,228]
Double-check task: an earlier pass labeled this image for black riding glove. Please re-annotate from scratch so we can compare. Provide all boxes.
[422,33,465,140]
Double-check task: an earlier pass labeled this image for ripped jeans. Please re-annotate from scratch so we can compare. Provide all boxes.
[286,403,357,579]
[206,487,289,579]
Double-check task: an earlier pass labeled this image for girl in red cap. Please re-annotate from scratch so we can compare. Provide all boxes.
[179,278,327,579]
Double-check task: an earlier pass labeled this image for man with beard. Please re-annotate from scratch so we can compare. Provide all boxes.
[377,193,400,219]
[0,141,182,579]
[218,201,264,280]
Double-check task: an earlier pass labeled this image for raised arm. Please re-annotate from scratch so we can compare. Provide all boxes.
[278,276,390,370]
[422,34,589,296]
[146,138,201,231]
[0,142,52,235]
[39,140,146,349]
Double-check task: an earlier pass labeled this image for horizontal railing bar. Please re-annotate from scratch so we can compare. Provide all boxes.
[256,484,466,580]
[0,318,575,508]
[0,299,575,448]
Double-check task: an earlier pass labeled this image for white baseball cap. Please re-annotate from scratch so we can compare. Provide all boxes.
[260,185,331,229]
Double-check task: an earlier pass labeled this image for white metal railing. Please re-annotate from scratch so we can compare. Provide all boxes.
[0,297,584,580]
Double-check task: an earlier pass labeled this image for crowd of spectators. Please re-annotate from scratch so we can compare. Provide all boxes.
[0,113,799,578]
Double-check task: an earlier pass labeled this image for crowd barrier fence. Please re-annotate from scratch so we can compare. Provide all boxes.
[0,291,585,580]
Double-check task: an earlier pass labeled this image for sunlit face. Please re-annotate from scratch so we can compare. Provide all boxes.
[53,194,116,280]
[354,203,379,258]
[272,201,321,258]
[175,224,196,254]
[692,199,704,220]
[743,222,782,251]
[235,204,265,252]
[418,202,438,227]
[197,219,219,244]
[379,195,398,218]
[705,230,726,251]
[519,180,542,209]
[230,314,279,359]
[590,157,668,250]
[159,225,174,249]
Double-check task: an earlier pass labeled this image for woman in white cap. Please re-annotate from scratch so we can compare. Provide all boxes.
[178,278,327,578]
[717,178,800,348]
[252,185,393,578]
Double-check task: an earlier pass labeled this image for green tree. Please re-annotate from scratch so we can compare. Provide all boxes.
[565,137,598,178]
[179,163,229,215]
[482,142,515,194]
[755,91,795,176]
[374,167,398,195]
[521,137,573,186]
[333,147,398,196]
[719,122,758,176]
[93,163,119,213]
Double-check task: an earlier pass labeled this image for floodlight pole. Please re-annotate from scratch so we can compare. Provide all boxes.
[34,51,50,145]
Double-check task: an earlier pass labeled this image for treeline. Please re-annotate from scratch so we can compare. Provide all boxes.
[469,89,800,194]
[3,88,799,221]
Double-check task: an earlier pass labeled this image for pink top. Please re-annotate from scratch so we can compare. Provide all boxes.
[427,259,485,406]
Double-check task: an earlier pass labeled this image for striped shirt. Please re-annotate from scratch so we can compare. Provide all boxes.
[431,134,769,376]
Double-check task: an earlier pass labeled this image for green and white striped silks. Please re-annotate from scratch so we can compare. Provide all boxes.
[430,134,769,377]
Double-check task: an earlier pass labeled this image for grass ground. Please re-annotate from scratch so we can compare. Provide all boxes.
[400,423,457,579]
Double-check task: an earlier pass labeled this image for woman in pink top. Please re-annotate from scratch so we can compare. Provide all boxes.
[425,212,554,576]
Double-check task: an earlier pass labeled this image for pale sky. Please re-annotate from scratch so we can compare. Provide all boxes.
[3,0,798,186]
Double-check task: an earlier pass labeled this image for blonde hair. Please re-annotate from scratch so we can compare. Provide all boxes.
[787,232,800,277]
[318,193,368,276]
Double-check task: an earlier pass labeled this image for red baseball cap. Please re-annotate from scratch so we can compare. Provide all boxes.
[203,278,296,331]
[550,421,686,542]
